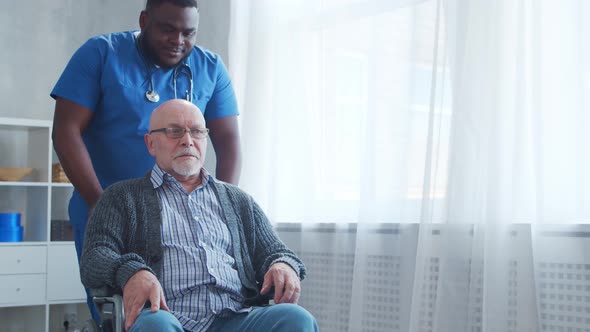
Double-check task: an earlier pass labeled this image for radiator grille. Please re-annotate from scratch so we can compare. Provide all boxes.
[275,224,590,332]
[538,262,590,331]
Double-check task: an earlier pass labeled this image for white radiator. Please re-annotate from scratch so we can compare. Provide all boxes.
[275,223,590,332]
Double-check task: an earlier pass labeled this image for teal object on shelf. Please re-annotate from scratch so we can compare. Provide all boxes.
[0,212,23,242]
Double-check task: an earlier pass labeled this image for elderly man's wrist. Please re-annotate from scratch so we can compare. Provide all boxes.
[270,257,301,278]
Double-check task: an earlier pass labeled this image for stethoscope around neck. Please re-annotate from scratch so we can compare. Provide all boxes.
[145,63,194,103]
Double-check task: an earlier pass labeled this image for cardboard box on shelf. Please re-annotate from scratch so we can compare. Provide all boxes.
[51,219,74,241]
[52,163,70,183]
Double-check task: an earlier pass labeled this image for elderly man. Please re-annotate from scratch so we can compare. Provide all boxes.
[80,99,317,332]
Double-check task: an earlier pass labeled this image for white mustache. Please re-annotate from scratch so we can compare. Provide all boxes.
[174,149,199,159]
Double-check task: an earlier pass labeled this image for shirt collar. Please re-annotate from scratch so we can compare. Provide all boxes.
[150,164,211,190]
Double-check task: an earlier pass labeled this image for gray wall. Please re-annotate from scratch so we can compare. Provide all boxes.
[198,0,231,62]
[0,0,231,120]
[0,1,143,120]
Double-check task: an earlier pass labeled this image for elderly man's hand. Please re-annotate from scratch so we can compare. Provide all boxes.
[122,270,169,331]
[260,262,301,304]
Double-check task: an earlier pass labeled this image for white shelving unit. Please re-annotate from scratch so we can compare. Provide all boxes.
[0,117,90,331]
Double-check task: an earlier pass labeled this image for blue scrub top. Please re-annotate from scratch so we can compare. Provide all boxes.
[51,31,239,226]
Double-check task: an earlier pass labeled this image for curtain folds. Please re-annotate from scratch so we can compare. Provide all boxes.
[228,0,590,331]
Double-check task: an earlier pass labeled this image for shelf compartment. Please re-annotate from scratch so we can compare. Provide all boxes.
[0,305,46,330]
[49,303,92,332]
[50,186,74,241]
[0,186,48,242]
[0,124,51,183]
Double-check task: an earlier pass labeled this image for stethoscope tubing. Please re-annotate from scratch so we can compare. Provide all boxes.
[146,63,193,103]
[136,33,194,103]
[173,63,193,102]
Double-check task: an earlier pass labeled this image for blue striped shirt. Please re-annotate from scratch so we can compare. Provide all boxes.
[151,165,248,332]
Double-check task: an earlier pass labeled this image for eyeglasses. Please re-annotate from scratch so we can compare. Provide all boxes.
[149,127,209,139]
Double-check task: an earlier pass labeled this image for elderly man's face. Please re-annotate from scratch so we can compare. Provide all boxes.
[145,100,207,179]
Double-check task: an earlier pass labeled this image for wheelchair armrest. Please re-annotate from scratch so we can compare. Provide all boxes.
[92,294,125,332]
[89,285,120,298]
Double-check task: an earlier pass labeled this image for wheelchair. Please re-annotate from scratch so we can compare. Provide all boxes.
[81,294,125,332]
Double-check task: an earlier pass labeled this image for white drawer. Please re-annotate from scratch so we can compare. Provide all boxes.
[0,274,46,306]
[0,246,47,274]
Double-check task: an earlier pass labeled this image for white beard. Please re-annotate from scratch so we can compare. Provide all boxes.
[172,156,201,177]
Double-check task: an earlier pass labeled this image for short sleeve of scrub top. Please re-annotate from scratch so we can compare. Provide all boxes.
[188,48,239,122]
[204,55,238,122]
[50,36,104,111]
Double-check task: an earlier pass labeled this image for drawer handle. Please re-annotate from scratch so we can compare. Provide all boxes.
[16,288,20,292]
[16,259,21,263]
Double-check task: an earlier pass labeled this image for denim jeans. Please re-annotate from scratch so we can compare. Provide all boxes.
[130,304,318,332]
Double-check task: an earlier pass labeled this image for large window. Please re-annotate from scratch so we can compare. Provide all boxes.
[250,0,453,222]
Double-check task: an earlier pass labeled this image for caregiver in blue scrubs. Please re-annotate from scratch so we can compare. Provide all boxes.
[50,0,241,321]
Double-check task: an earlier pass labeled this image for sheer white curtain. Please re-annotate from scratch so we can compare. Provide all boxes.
[228,0,590,331]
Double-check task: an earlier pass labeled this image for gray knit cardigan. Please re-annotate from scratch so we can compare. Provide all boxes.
[80,172,305,305]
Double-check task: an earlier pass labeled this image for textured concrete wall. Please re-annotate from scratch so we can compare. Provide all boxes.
[0,1,144,119]
[0,0,230,120]
[198,0,231,63]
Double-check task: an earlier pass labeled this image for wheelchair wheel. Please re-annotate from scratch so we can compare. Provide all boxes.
[101,319,114,332]
[81,319,100,332]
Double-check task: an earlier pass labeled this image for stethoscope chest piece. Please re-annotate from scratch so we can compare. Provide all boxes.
[145,89,160,103]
